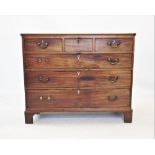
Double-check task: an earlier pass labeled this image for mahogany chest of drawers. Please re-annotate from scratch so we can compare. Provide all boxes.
[21,33,136,124]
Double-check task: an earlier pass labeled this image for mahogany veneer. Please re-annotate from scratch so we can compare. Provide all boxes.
[21,33,136,124]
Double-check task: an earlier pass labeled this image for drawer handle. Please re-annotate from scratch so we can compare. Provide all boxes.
[36,58,42,63]
[107,40,121,48]
[107,57,119,65]
[36,57,49,63]
[38,76,50,83]
[37,40,48,49]
[107,96,118,101]
[45,58,49,62]
[47,96,51,100]
[39,96,51,101]
[39,96,43,100]
[107,76,119,83]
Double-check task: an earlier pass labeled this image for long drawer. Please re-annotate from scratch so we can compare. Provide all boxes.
[25,70,131,88]
[24,53,132,69]
[26,89,130,108]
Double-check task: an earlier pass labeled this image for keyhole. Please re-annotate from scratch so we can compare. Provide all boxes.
[77,55,80,60]
[77,90,80,95]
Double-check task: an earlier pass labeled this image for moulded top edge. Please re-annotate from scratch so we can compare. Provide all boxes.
[20,33,136,37]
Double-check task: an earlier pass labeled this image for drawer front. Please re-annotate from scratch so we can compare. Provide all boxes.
[65,38,93,52]
[24,54,132,69]
[95,38,133,52]
[25,71,78,88]
[79,70,131,88]
[26,89,130,108]
[25,54,77,69]
[25,70,131,88]
[80,54,132,68]
[23,38,62,52]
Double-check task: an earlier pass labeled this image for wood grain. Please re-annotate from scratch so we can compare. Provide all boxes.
[95,38,133,52]
[64,38,93,52]
[24,53,132,69]
[24,38,62,52]
[26,89,130,108]
[21,33,135,123]
[25,70,131,88]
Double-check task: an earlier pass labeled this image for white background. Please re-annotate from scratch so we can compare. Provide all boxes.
[0,15,154,138]
[0,0,155,15]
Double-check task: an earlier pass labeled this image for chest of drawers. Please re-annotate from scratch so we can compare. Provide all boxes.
[21,34,136,124]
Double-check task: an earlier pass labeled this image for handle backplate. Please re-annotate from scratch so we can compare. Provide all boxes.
[107,96,118,102]
[36,57,49,63]
[38,75,50,83]
[39,96,51,101]
[107,57,119,65]
[37,40,48,49]
[107,76,119,83]
[107,40,121,48]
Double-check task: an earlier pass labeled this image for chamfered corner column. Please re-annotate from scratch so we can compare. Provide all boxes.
[123,110,133,123]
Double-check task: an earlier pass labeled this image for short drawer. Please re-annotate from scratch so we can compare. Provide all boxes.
[95,38,133,52]
[65,38,93,52]
[25,70,131,88]
[23,38,62,52]
[26,89,130,109]
[24,53,132,69]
